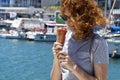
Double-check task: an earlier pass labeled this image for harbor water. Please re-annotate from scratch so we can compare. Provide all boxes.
[0,39,120,80]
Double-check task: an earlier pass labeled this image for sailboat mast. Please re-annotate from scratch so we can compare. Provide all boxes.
[108,0,117,21]
[103,0,116,33]
[105,0,107,17]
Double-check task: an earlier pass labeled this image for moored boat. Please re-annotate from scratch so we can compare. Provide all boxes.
[29,21,67,41]
[109,54,120,58]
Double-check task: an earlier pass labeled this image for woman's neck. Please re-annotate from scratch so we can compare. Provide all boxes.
[72,33,82,41]
[72,33,94,41]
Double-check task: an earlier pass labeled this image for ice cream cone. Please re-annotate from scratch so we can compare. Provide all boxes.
[56,27,67,45]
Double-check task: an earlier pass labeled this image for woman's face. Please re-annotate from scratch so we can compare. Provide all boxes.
[63,10,75,32]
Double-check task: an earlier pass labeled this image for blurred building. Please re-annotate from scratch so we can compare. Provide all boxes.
[96,0,120,17]
[0,0,41,8]
[0,0,119,8]
[0,0,120,19]
[41,0,61,7]
[96,0,120,9]
[0,0,61,8]
[0,0,44,19]
[0,0,10,7]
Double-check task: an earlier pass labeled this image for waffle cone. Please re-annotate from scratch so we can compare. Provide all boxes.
[56,27,67,44]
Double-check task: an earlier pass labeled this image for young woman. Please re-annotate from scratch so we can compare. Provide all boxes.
[51,0,109,80]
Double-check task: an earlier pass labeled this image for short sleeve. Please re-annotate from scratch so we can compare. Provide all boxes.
[93,37,109,64]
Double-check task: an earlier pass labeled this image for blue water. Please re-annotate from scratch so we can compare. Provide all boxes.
[0,39,53,80]
[0,39,120,80]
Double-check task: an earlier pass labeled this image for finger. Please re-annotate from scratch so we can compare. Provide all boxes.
[60,62,68,66]
[65,56,69,59]
[52,47,62,55]
[58,53,66,59]
[59,58,65,63]
[58,51,68,56]
[58,54,69,64]
[54,50,61,54]
[60,58,68,62]
[53,42,62,47]
[52,48,56,54]
[59,58,68,64]
[52,44,63,51]
[57,52,65,58]
[55,45,63,50]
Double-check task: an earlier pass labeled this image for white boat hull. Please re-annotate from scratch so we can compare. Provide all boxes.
[0,34,20,39]
[34,34,56,42]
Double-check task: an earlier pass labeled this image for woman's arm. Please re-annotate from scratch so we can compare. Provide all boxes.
[94,64,108,80]
[50,56,62,80]
[50,42,63,80]
[58,51,108,80]
[72,63,108,80]
[66,36,108,80]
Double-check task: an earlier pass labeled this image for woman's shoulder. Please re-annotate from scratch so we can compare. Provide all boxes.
[93,34,108,47]
[94,34,106,42]
[93,34,109,64]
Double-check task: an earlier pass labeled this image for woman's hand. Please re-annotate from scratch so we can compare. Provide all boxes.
[52,42,75,71]
[57,51,75,71]
[51,42,63,80]
[52,42,63,58]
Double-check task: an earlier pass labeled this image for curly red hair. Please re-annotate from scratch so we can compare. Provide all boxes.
[60,0,107,40]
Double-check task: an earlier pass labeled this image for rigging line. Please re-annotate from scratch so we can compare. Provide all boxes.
[108,0,117,21]
[103,0,117,33]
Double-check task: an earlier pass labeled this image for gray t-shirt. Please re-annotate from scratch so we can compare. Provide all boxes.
[62,31,109,80]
